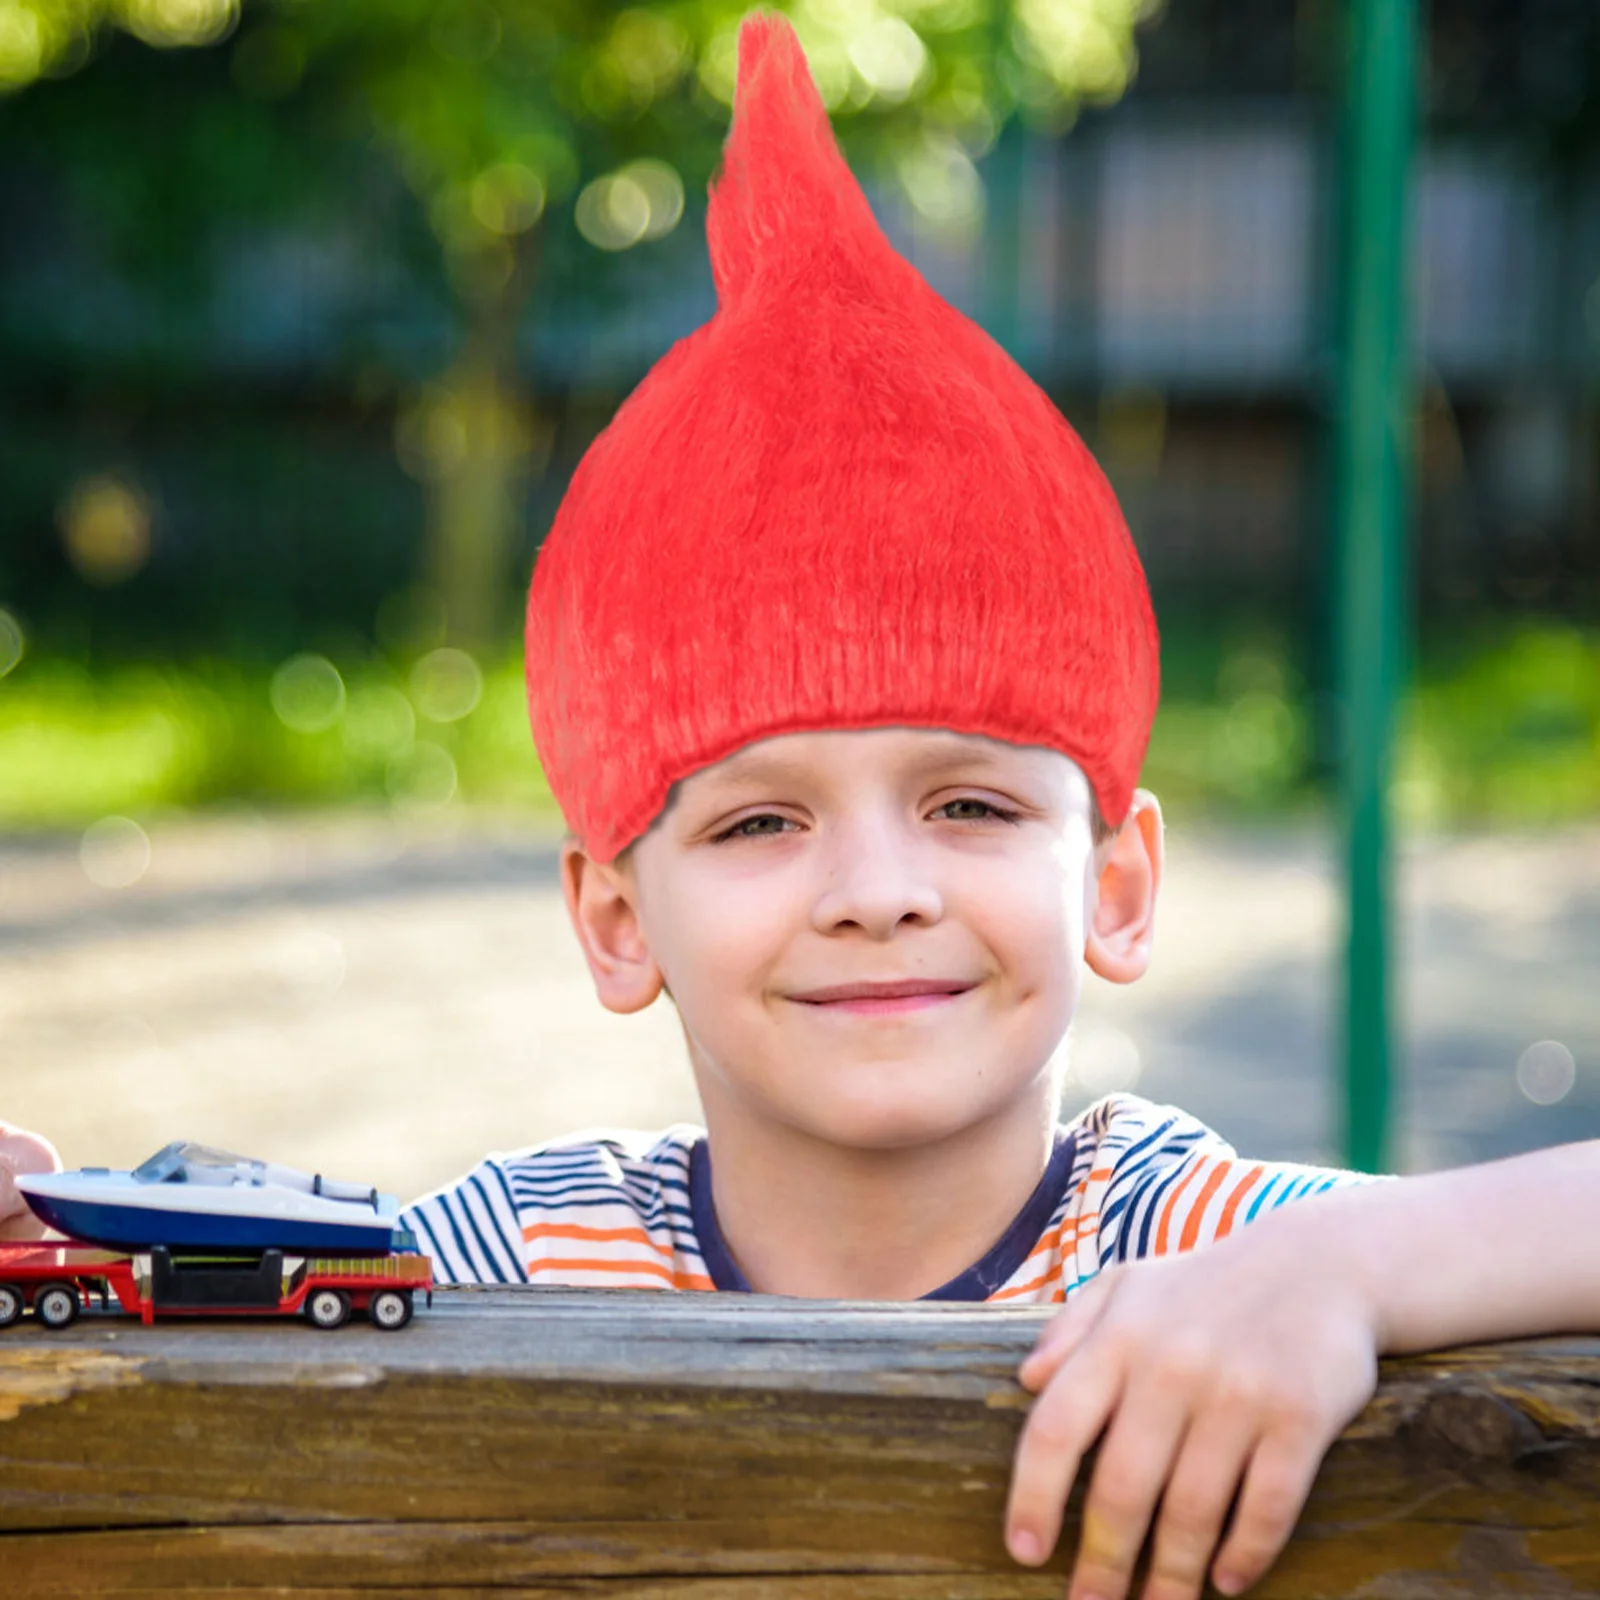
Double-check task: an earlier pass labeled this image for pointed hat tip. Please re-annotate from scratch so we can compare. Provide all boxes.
[733,6,797,89]
[707,7,892,310]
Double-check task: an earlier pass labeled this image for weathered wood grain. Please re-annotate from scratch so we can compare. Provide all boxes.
[1,1287,1597,1597]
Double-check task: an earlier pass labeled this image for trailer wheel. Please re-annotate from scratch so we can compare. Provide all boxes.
[34,1283,80,1330]
[305,1287,351,1330]
[0,1284,22,1328]
[368,1289,413,1330]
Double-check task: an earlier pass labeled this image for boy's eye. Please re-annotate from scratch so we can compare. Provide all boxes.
[712,813,794,842]
[937,798,1018,824]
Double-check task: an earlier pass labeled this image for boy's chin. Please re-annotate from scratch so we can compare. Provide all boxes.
[775,1080,1024,1154]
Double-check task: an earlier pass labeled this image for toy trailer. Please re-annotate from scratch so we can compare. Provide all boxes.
[0,1243,141,1329]
[0,1241,432,1330]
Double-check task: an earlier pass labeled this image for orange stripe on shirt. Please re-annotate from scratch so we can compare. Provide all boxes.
[523,1223,714,1290]
[1177,1159,1233,1253]
[1214,1164,1265,1241]
[527,1254,714,1290]
[989,1262,1059,1301]
[1018,1213,1084,1267]
[1153,1158,1206,1255]
[996,1209,1096,1298]
[523,1221,702,1273]
[523,1220,673,1252]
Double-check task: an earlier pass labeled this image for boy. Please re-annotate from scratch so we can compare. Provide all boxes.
[5,12,1599,1600]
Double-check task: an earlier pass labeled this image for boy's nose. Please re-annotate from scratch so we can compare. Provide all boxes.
[808,825,943,937]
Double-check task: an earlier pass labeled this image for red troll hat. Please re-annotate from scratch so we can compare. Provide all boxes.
[525,7,1159,864]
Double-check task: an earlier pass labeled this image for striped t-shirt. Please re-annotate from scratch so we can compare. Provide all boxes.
[401,1092,1387,1302]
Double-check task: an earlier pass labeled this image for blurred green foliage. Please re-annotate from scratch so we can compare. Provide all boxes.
[1396,622,1600,826]
[0,647,557,827]
[2,618,1594,831]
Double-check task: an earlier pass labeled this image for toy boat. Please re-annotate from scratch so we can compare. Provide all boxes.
[16,1141,412,1254]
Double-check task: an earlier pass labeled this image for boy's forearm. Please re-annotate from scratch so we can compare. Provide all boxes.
[1260,1140,1600,1354]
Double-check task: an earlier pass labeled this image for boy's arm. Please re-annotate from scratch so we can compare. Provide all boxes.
[1315,1136,1600,1352]
[1004,1138,1600,1600]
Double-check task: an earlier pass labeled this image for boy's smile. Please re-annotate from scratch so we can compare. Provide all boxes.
[558,725,1163,1299]
[788,978,977,1014]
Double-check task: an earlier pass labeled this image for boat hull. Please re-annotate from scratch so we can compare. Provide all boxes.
[23,1194,399,1255]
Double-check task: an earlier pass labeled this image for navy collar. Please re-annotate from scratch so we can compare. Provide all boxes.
[688,1125,1078,1301]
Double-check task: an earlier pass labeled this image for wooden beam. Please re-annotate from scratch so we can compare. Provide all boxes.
[3,1289,1598,1596]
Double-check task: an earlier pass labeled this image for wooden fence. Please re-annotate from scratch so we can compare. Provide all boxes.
[2,1287,1597,1596]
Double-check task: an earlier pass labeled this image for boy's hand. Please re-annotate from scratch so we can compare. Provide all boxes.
[0,1123,63,1242]
[1004,1221,1380,1600]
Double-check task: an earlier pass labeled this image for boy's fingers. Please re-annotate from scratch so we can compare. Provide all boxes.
[1062,1378,1191,1600]
[1018,1269,1117,1389]
[1136,1409,1259,1600]
[0,1127,61,1222]
[1004,1341,1124,1568]
[1208,1424,1324,1595]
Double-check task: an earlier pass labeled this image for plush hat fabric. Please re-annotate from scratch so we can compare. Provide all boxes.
[525,7,1159,864]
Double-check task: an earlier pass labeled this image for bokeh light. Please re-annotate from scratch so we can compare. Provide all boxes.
[80,816,151,889]
[1069,1023,1143,1096]
[394,384,469,483]
[896,131,985,237]
[1516,1040,1577,1106]
[342,684,416,760]
[0,1,46,89]
[574,169,650,252]
[0,608,23,677]
[575,159,684,252]
[846,15,929,104]
[121,0,239,50]
[58,476,152,587]
[387,740,457,807]
[470,163,546,237]
[270,654,345,734]
[1014,0,1145,101]
[578,7,691,115]
[0,0,92,90]
[411,648,482,724]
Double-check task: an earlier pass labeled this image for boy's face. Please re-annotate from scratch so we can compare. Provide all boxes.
[560,727,1162,1152]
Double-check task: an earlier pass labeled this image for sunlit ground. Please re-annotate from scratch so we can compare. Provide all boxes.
[2,805,1595,1203]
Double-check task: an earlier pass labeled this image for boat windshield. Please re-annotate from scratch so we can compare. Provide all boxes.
[131,1141,254,1185]
[128,1143,387,1207]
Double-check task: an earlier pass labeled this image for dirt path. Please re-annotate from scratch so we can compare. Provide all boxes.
[2,808,1595,1202]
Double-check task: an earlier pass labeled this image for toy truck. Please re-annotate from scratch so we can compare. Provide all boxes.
[0,1240,432,1330]
[2,1139,434,1331]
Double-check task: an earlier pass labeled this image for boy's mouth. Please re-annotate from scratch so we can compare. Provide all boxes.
[789,979,976,1015]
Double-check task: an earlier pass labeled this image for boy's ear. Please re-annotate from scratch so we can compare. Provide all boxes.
[559,836,666,1015]
[1084,790,1163,985]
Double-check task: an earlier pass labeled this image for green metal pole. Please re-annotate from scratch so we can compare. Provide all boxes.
[984,116,1025,360]
[1333,0,1417,1172]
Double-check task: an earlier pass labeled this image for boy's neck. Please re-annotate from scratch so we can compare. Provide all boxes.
[694,1083,1061,1301]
